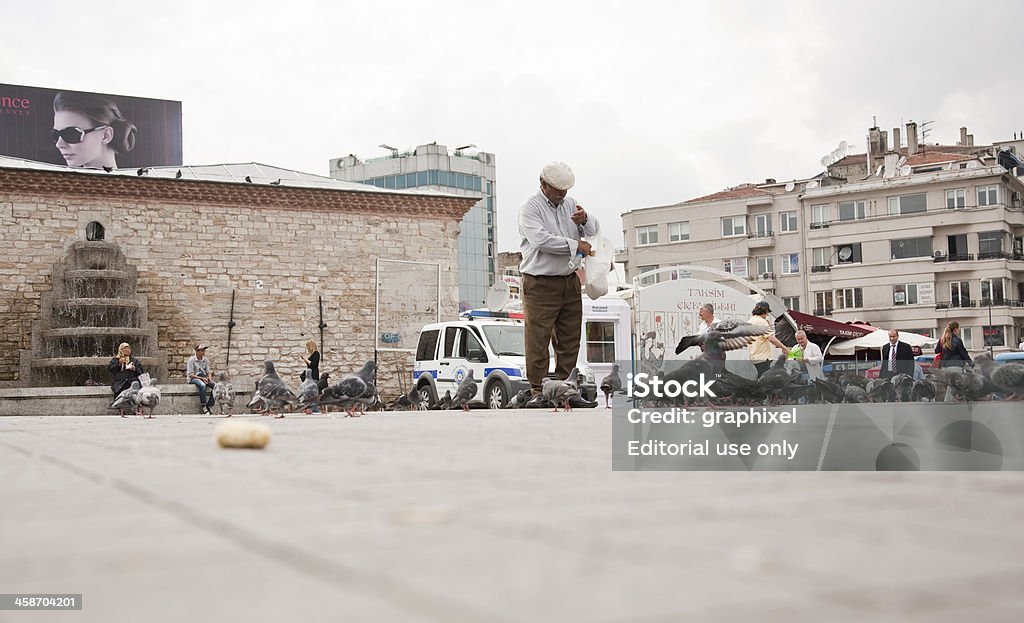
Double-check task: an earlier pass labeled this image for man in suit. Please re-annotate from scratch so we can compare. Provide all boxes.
[880,329,915,378]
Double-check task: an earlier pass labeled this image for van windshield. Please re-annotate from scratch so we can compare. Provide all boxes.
[482,325,525,357]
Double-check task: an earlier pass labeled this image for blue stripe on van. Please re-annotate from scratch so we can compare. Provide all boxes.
[413,370,438,381]
[485,367,522,378]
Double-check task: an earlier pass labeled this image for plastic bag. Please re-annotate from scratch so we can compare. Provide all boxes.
[582,233,614,300]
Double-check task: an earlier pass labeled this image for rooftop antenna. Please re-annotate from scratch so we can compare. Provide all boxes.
[378,143,399,157]
[920,121,934,143]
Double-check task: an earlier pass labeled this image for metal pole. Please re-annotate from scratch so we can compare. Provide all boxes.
[989,296,994,356]
[318,294,327,356]
[226,289,236,368]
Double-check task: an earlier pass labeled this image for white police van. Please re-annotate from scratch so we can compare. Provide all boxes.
[412,310,597,409]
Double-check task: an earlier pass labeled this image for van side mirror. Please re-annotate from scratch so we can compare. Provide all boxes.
[467,348,487,363]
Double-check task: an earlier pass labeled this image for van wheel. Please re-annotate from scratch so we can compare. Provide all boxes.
[486,381,509,409]
[418,384,437,409]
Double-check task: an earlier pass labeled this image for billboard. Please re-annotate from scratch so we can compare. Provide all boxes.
[0,83,181,169]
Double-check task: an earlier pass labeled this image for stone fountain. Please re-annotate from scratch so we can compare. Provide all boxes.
[20,239,167,387]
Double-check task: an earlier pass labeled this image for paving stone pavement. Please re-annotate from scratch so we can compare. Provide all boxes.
[2,410,1023,622]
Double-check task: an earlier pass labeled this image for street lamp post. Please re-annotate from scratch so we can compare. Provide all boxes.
[988,296,994,356]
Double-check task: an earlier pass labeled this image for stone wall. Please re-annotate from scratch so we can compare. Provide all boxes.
[0,168,475,400]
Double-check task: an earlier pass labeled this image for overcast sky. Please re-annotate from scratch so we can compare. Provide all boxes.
[3,1,1021,251]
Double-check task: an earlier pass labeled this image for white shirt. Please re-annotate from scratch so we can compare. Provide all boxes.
[697,318,715,335]
[518,190,600,276]
[793,341,824,380]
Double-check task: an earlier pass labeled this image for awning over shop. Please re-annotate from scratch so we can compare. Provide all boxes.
[786,310,874,340]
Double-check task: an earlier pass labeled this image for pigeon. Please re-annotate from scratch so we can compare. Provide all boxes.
[599,363,623,408]
[110,380,141,417]
[258,360,297,418]
[316,373,330,392]
[136,167,150,176]
[758,355,799,402]
[354,377,379,415]
[320,361,375,417]
[931,365,987,401]
[508,388,532,409]
[813,378,845,404]
[296,368,320,413]
[245,175,253,183]
[213,372,236,416]
[674,320,770,356]
[270,179,281,185]
[910,378,936,402]
[434,389,453,410]
[541,368,579,412]
[839,377,868,403]
[448,369,478,411]
[710,369,768,406]
[102,165,114,172]
[890,374,914,402]
[868,377,897,402]
[389,386,424,411]
[246,384,266,413]
[136,380,161,418]
[175,169,182,179]
[974,352,1024,398]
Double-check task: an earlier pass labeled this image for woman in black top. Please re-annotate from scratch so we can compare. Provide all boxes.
[300,339,321,381]
[108,341,144,394]
[936,320,972,368]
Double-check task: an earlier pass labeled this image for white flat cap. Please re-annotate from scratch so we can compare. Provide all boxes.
[541,162,575,190]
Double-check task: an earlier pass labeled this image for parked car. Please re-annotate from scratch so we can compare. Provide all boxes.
[412,313,597,409]
[995,352,1024,363]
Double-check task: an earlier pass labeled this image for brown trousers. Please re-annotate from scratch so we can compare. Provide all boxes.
[522,273,582,393]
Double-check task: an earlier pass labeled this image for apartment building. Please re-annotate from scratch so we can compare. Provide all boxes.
[617,122,1024,351]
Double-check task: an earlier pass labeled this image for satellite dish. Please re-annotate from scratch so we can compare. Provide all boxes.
[839,140,849,152]
[820,155,832,167]
[785,181,796,192]
[484,280,510,311]
[806,180,819,189]
[838,246,853,262]
[899,165,913,176]
[875,165,884,177]
[896,156,907,168]
[831,148,842,161]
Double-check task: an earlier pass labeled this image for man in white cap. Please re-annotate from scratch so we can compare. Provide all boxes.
[187,343,216,414]
[518,161,600,407]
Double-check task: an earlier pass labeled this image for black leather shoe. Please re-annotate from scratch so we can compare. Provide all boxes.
[524,395,551,409]
[567,393,599,409]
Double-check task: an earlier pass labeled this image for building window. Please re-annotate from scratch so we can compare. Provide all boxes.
[781,253,799,275]
[837,200,866,221]
[978,231,1002,257]
[638,265,658,286]
[723,257,748,278]
[893,284,919,305]
[811,246,830,270]
[755,255,774,277]
[951,281,971,307]
[668,222,690,242]
[887,192,927,215]
[780,211,798,233]
[721,216,746,237]
[890,237,932,259]
[961,327,974,350]
[811,204,830,228]
[753,214,772,236]
[946,189,966,209]
[783,296,800,312]
[586,321,616,363]
[814,291,833,315]
[981,278,1006,305]
[983,325,1005,348]
[977,184,999,207]
[636,225,658,246]
[835,243,862,264]
[835,288,863,310]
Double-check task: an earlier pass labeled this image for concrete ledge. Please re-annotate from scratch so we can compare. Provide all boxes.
[0,384,254,416]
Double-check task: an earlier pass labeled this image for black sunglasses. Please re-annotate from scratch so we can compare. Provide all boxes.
[51,125,108,144]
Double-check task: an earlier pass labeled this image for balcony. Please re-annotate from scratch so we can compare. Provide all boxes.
[751,271,775,282]
[936,298,1024,310]
[977,251,1011,261]
[934,299,976,309]
[933,253,974,263]
[813,307,835,316]
[746,231,775,248]
[809,221,831,230]
[810,265,832,273]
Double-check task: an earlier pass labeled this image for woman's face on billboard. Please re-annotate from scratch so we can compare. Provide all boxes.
[53,109,112,168]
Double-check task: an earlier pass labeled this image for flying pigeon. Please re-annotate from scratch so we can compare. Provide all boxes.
[136,380,161,418]
[448,369,478,411]
[674,320,770,356]
[110,380,141,417]
[213,372,236,416]
[296,368,320,414]
[599,363,622,408]
[258,360,297,418]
